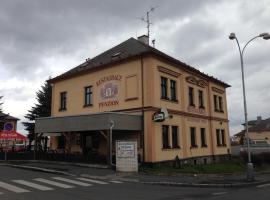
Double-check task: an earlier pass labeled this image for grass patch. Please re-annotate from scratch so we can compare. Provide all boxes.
[140,159,247,175]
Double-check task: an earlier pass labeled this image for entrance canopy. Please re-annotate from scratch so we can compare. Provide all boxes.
[0,131,27,140]
[35,112,142,133]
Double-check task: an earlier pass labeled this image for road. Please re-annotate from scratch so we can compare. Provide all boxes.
[0,165,269,200]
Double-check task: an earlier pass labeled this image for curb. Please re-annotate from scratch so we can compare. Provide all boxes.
[139,180,270,188]
[80,174,270,188]
[3,164,75,176]
[0,160,110,169]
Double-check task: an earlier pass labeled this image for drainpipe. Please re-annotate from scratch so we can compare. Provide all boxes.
[109,120,115,166]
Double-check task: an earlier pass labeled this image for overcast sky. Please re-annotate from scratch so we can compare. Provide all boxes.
[0,0,269,135]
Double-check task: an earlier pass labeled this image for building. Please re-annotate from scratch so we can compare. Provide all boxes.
[36,35,231,165]
[0,113,18,132]
[234,116,270,145]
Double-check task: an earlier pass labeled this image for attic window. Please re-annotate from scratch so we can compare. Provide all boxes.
[111,52,122,58]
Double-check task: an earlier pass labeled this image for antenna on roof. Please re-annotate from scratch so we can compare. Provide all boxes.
[140,6,158,40]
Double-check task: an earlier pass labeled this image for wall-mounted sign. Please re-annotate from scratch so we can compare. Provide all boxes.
[4,122,14,131]
[152,108,169,122]
[100,82,118,100]
[97,75,121,108]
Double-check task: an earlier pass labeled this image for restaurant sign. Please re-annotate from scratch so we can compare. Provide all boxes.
[97,75,121,108]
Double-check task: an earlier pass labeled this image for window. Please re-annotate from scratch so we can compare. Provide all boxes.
[161,77,168,99]
[200,128,207,147]
[58,135,65,149]
[190,127,197,147]
[214,95,218,111]
[84,86,93,106]
[162,125,170,149]
[221,129,226,146]
[216,129,221,146]
[214,95,224,112]
[188,87,195,106]
[172,126,179,148]
[170,80,177,101]
[198,90,204,108]
[218,96,223,112]
[59,92,67,111]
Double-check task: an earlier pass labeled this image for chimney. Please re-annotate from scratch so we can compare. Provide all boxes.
[137,35,149,45]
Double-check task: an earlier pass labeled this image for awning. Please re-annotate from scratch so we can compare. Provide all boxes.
[0,131,27,140]
[35,112,142,133]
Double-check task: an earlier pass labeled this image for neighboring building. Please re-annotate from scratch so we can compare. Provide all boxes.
[0,113,18,132]
[36,35,231,165]
[234,116,270,145]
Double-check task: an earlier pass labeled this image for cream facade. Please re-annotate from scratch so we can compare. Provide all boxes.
[37,37,231,164]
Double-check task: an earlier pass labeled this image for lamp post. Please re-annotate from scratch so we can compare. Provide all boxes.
[229,32,270,181]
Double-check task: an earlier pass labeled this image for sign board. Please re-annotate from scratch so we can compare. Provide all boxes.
[116,141,138,172]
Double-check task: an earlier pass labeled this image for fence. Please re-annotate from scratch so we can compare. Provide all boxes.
[0,151,107,164]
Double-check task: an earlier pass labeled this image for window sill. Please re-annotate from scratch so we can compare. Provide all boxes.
[217,144,227,147]
[190,145,198,149]
[83,104,93,108]
[162,147,180,151]
[58,108,67,112]
[199,106,205,109]
[214,109,224,113]
[201,145,208,148]
[161,97,179,104]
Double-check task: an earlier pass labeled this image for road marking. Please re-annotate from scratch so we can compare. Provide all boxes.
[109,180,123,184]
[12,180,54,191]
[0,181,30,193]
[257,183,270,188]
[34,178,74,189]
[212,192,228,195]
[77,178,108,185]
[52,177,92,187]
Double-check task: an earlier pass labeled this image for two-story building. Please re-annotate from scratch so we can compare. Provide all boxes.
[36,35,231,165]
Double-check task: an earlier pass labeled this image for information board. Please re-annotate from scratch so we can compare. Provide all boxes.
[116,141,138,172]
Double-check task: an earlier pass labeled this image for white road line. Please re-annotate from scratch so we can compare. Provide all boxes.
[109,180,123,184]
[34,178,74,189]
[77,178,108,185]
[212,192,228,196]
[12,180,54,191]
[257,183,270,188]
[0,181,30,193]
[52,177,92,187]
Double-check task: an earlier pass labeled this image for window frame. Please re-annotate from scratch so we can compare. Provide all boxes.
[190,127,197,148]
[59,91,67,111]
[162,125,170,149]
[216,129,221,146]
[161,77,168,100]
[200,128,207,147]
[171,126,180,148]
[188,87,195,106]
[84,86,93,107]
[170,79,177,101]
[198,90,205,109]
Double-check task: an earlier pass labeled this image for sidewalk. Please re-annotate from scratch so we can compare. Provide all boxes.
[2,160,270,188]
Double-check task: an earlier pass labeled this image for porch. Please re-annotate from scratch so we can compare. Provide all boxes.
[35,112,143,165]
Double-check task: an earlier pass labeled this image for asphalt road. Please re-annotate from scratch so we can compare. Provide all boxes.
[0,165,269,200]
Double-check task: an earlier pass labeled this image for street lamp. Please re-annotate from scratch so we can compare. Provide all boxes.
[229,32,270,181]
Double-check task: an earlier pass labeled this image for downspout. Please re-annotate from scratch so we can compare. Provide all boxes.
[109,120,115,166]
[140,55,145,163]
[207,84,215,161]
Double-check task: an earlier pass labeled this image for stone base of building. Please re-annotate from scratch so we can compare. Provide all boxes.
[143,154,232,168]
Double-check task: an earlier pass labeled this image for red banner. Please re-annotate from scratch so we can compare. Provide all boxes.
[0,131,27,140]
